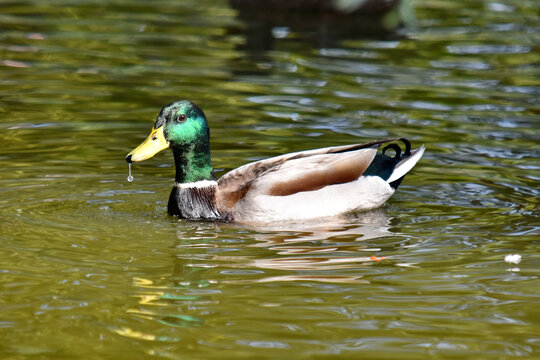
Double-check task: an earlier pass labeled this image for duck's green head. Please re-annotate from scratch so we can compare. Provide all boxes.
[126,100,210,163]
[126,100,213,183]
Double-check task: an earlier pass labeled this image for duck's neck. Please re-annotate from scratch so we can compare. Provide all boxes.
[172,142,214,184]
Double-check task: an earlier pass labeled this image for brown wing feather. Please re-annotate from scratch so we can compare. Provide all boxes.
[216,138,399,209]
[268,149,376,196]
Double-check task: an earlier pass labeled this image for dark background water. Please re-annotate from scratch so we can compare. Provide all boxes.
[1,0,539,358]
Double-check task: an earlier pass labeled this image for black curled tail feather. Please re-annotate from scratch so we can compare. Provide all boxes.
[363,138,414,190]
[385,138,412,189]
[382,138,411,159]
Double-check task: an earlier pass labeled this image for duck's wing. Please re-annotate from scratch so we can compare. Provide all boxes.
[216,138,399,209]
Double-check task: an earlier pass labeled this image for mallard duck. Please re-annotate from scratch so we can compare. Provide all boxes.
[126,100,424,222]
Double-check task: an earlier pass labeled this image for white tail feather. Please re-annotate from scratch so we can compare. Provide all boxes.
[386,145,425,183]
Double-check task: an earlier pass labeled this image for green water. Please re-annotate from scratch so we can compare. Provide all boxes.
[1,0,539,358]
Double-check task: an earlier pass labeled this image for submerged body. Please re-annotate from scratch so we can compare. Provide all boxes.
[126,100,424,222]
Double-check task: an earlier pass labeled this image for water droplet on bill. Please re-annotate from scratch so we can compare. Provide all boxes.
[127,163,134,182]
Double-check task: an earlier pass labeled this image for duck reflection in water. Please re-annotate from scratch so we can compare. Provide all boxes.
[172,209,394,286]
[126,210,396,329]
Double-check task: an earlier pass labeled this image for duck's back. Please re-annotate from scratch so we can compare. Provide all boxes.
[214,139,424,222]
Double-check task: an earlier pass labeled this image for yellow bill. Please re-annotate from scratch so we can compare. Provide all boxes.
[126,126,169,163]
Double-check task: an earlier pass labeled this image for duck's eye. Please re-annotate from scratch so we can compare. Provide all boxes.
[177,114,187,122]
